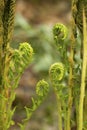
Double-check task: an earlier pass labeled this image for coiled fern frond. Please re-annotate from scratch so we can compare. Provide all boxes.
[25,80,49,119]
[53,23,68,63]
[36,79,49,97]
[19,79,49,130]
[49,62,65,86]
[9,42,33,88]
[53,23,68,42]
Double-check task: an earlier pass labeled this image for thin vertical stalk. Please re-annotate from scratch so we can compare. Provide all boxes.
[63,101,67,130]
[56,94,62,130]
[78,10,87,130]
[75,99,79,129]
[66,21,75,130]
[66,1,77,129]
[66,47,74,130]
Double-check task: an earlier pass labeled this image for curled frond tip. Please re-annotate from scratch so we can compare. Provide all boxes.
[53,23,68,41]
[36,79,49,97]
[49,62,65,85]
[19,42,33,58]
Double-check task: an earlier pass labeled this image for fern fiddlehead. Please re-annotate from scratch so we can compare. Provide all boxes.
[36,79,49,97]
[53,23,68,41]
[49,62,65,130]
[19,79,49,130]
[49,62,65,85]
[0,42,34,130]
[53,23,68,65]
[9,42,33,88]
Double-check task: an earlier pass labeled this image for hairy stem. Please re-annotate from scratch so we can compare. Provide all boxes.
[66,22,75,130]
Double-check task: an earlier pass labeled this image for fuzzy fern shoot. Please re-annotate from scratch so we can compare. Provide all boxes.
[36,79,49,97]
[19,79,49,130]
[49,63,65,85]
[53,23,68,65]
[53,23,68,41]
[9,42,33,88]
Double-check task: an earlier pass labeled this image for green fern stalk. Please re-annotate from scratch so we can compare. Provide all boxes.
[72,0,87,129]
[49,62,65,130]
[0,1,35,130]
[0,1,16,129]
[66,1,78,129]
[78,10,87,130]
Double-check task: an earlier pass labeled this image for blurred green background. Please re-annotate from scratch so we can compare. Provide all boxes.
[11,0,71,130]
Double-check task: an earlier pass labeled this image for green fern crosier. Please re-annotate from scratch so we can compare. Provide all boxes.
[53,23,68,65]
[18,79,49,130]
[9,42,33,89]
[0,42,34,130]
[50,22,80,130]
[0,1,50,130]
[49,23,69,130]
[49,62,68,130]
[50,3,87,130]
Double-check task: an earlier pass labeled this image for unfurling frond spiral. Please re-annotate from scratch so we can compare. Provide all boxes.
[10,42,33,69]
[36,79,49,97]
[18,79,49,129]
[19,42,33,65]
[53,23,68,41]
[49,63,65,85]
[19,42,33,57]
[9,42,33,88]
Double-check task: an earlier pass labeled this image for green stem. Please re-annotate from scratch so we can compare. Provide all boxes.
[78,10,87,130]
[0,90,8,130]
[66,27,75,130]
[83,89,87,129]
[63,101,67,130]
[66,1,77,128]
[56,94,62,130]
[75,98,79,129]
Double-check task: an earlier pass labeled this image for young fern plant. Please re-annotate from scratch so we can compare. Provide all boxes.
[0,1,47,130]
[0,41,34,130]
[49,63,67,130]
[0,1,17,130]
[53,23,68,65]
[49,1,87,130]
[0,1,50,130]
[18,79,49,130]
[49,23,70,130]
